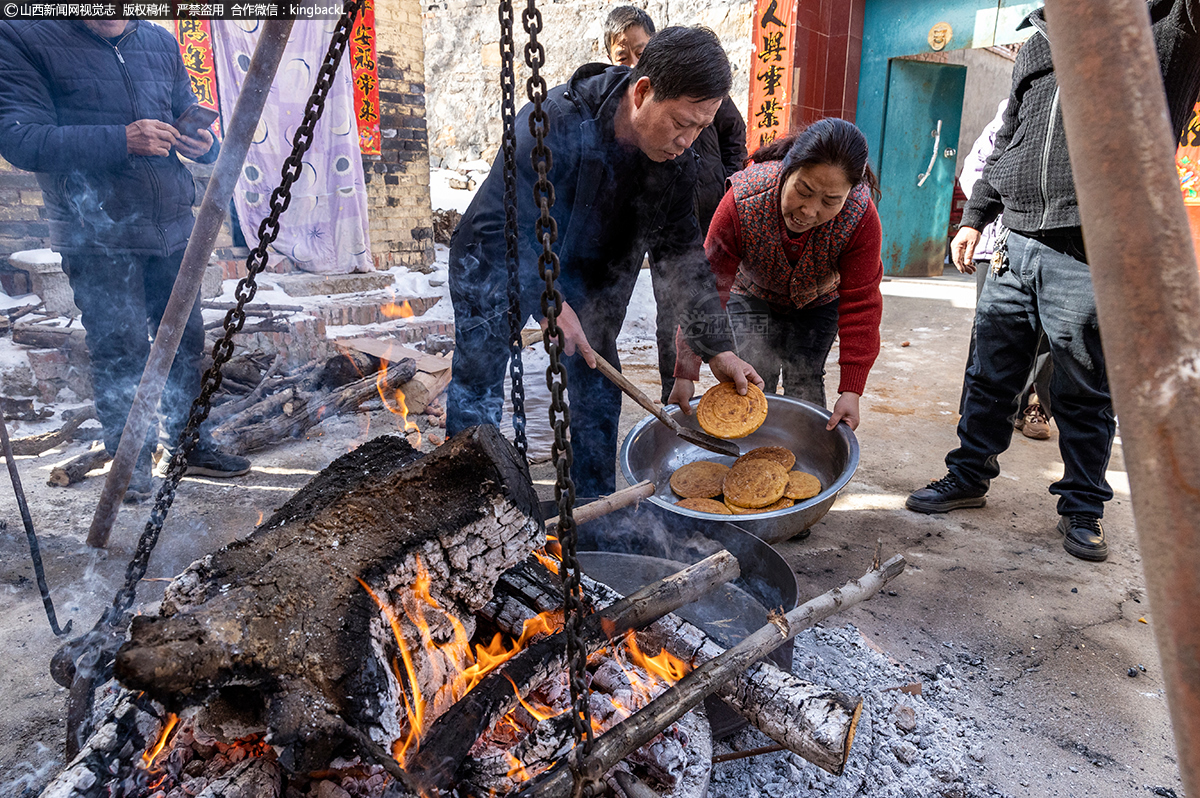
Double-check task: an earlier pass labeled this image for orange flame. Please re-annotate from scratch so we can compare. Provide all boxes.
[505,751,531,783]
[141,713,179,770]
[376,359,422,446]
[357,560,563,766]
[383,300,416,319]
[624,632,690,684]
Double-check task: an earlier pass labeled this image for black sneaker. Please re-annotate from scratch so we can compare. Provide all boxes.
[905,472,987,514]
[1058,514,1107,562]
[167,441,251,478]
[124,446,155,504]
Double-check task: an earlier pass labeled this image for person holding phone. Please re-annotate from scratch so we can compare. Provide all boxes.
[0,19,251,502]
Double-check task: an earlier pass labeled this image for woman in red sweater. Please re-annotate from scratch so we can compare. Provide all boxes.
[670,118,883,430]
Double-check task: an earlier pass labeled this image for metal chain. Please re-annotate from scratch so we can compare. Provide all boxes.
[521,1,592,792]
[97,0,363,631]
[499,0,527,458]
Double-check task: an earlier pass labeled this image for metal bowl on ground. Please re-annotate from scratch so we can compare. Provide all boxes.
[542,499,800,739]
[619,393,860,544]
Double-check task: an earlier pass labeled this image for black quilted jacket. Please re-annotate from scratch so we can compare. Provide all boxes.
[961,1,1200,235]
[0,20,217,255]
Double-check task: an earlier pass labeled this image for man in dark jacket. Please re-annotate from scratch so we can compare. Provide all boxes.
[906,1,1200,562]
[602,9,748,403]
[448,26,761,497]
[0,19,250,501]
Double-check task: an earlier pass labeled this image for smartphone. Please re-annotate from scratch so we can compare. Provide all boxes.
[173,104,218,139]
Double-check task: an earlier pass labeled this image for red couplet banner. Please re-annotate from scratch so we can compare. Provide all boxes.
[350,0,381,156]
[174,19,223,139]
[746,0,797,155]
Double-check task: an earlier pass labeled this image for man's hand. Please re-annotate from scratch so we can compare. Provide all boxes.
[175,129,214,160]
[540,300,596,368]
[951,226,982,274]
[827,391,861,431]
[667,378,696,413]
[709,351,764,393]
[126,119,179,157]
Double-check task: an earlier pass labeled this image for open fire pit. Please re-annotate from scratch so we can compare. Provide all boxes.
[41,426,903,798]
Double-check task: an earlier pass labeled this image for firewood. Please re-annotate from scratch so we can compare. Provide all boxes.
[113,427,542,773]
[402,549,740,793]
[9,406,97,456]
[210,357,416,455]
[544,480,655,535]
[207,354,284,425]
[514,556,907,797]
[11,322,87,350]
[398,367,451,415]
[47,446,110,487]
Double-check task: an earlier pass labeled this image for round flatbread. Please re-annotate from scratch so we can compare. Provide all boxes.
[669,460,731,499]
[735,446,796,471]
[724,496,795,515]
[675,497,733,515]
[785,470,822,501]
[721,459,788,508]
[696,382,768,439]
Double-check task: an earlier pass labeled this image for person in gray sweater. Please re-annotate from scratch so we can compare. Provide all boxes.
[907,1,1200,563]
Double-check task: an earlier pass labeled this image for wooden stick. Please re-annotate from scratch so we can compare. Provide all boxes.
[207,353,284,425]
[8,407,96,457]
[514,555,907,797]
[47,448,111,487]
[544,480,655,533]
[402,550,740,794]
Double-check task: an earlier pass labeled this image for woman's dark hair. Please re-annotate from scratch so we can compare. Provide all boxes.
[603,6,656,54]
[752,118,880,201]
[631,26,732,102]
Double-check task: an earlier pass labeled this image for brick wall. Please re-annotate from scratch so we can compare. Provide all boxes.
[0,156,51,263]
[366,0,435,271]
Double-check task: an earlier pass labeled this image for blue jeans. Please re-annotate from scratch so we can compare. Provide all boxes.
[447,256,626,499]
[948,231,1115,517]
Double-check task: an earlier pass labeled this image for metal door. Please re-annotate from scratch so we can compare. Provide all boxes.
[877,59,967,277]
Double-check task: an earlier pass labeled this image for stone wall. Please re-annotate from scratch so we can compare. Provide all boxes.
[422,0,752,168]
[366,0,436,271]
[0,156,50,266]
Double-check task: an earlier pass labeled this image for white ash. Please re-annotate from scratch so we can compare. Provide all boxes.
[709,624,1009,798]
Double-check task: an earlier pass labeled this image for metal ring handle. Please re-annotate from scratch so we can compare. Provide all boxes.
[916,119,943,187]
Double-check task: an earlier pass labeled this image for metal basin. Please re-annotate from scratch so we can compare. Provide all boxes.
[619,394,859,544]
[547,499,799,738]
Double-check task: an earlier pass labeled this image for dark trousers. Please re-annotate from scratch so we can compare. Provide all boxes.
[963,258,1053,418]
[447,280,624,499]
[729,294,840,407]
[948,232,1115,517]
[648,255,677,404]
[62,249,205,455]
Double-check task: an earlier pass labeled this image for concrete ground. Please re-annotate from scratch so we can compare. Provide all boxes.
[0,269,1185,796]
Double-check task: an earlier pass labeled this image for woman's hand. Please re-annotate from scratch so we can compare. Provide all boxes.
[708,351,764,394]
[667,378,696,414]
[827,391,861,430]
[540,301,596,367]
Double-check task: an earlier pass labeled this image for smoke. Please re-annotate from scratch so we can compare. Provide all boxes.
[0,742,60,798]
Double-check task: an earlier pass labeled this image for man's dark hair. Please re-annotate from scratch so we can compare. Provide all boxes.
[603,6,655,54]
[631,26,732,102]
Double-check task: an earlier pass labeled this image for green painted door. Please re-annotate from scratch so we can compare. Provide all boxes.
[877,60,967,277]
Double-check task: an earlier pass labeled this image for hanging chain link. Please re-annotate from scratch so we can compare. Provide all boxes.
[499,0,527,458]
[96,0,362,632]
[521,2,592,793]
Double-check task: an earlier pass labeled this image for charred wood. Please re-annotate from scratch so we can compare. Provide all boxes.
[11,322,88,351]
[8,406,97,456]
[515,555,907,797]
[403,550,739,793]
[113,427,542,772]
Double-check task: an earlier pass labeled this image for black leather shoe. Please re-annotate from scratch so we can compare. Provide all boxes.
[162,440,251,478]
[1059,514,1107,562]
[124,446,155,504]
[905,472,987,514]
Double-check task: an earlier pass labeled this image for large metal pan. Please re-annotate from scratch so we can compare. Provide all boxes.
[619,394,859,543]
[547,499,800,737]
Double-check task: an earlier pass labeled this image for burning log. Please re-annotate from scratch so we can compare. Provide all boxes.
[9,406,98,456]
[209,356,416,455]
[401,549,740,793]
[112,426,542,772]
[514,555,907,797]
[47,445,110,487]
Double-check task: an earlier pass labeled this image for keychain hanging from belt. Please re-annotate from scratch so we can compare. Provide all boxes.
[990,226,1011,277]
